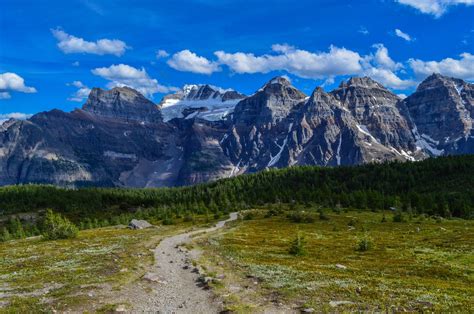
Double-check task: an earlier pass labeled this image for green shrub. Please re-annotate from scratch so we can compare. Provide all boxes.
[289,233,306,256]
[183,213,195,223]
[287,211,315,223]
[0,227,11,242]
[41,209,78,240]
[319,210,330,221]
[393,210,405,223]
[356,236,372,252]
[243,212,254,220]
[162,215,175,225]
[348,218,357,227]
[264,207,283,218]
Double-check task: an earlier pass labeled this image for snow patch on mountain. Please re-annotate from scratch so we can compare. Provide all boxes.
[159,84,245,121]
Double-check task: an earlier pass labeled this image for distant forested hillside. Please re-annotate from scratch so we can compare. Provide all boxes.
[1,155,473,223]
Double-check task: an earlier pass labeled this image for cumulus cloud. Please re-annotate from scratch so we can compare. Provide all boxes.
[167,50,221,74]
[361,44,415,89]
[214,45,363,79]
[409,52,474,80]
[91,64,177,97]
[0,112,32,124]
[156,50,170,58]
[363,67,416,89]
[0,72,37,99]
[370,44,403,71]
[395,29,413,41]
[51,28,129,56]
[396,0,474,17]
[165,44,417,90]
[67,81,91,102]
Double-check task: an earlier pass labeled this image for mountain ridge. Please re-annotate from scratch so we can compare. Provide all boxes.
[1,73,473,187]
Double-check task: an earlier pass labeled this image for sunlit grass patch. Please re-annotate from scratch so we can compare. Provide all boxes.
[200,209,474,312]
[0,223,188,312]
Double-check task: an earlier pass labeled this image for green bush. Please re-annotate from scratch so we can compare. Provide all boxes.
[41,209,78,240]
[183,213,195,223]
[319,210,330,221]
[243,212,255,220]
[0,227,11,242]
[287,211,315,223]
[162,215,175,225]
[289,233,306,256]
[356,236,372,252]
[393,210,405,223]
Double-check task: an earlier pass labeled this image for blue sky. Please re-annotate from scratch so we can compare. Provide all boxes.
[0,0,473,117]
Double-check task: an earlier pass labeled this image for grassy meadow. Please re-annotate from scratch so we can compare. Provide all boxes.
[0,217,214,313]
[198,209,474,312]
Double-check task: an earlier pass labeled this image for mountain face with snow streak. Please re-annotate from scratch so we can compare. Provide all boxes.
[0,73,473,187]
[158,84,245,122]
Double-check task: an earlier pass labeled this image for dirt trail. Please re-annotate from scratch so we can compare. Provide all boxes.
[130,212,238,313]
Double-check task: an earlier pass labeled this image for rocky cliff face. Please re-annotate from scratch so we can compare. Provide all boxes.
[403,73,474,156]
[0,74,472,187]
[83,86,162,123]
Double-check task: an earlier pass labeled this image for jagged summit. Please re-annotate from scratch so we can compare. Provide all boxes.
[416,73,466,92]
[262,76,292,88]
[82,86,161,123]
[158,84,245,122]
[337,76,386,90]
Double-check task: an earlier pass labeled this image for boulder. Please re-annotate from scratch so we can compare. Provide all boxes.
[129,219,153,229]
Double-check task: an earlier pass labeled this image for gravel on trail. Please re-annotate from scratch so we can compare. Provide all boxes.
[130,212,238,313]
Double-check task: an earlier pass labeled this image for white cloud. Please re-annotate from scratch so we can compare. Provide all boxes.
[0,72,37,99]
[409,52,474,80]
[67,81,91,102]
[363,67,416,89]
[167,50,221,74]
[361,44,415,89]
[72,61,80,66]
[396,0,474,17]
[214,45,363,79]
[51,28,129,56]
[91,64,176,96]
[370,44,403,70]
[395,29,413,41]
[165,44,415,90]
[358,26,369,35]
[156,50,170,58]
[0,112,32,124]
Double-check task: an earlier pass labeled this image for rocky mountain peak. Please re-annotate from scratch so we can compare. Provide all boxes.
[338,76,387,90]
[232,77,306,125]
[157,84,245,122]
[404,74,473,150]
[82,86,161,123]
[263,76,292,87]
[416,73,465,92]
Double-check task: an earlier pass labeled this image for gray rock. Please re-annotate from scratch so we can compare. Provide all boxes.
[329,300,354,307]
[335,264,347,270]
[129,219,153,229]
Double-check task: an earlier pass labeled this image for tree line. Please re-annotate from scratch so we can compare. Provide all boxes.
[1,155,473,241]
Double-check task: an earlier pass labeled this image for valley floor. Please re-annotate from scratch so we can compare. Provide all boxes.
[1,209,473,313]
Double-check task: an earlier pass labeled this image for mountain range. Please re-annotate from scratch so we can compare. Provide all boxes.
[0,73,473,187]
